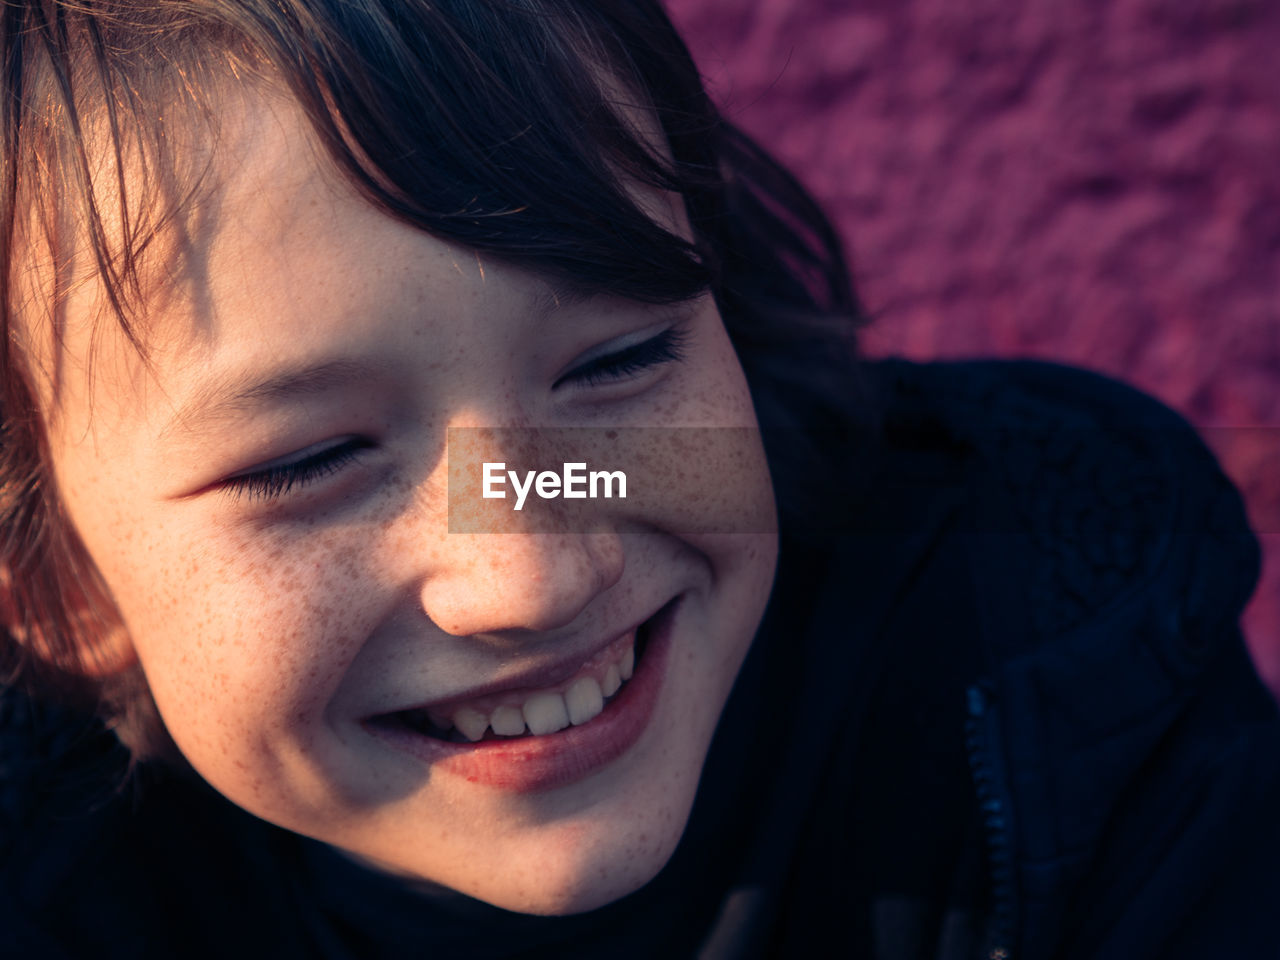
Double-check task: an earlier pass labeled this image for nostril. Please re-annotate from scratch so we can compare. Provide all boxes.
[419,532,625,637]
[585,530,626,594]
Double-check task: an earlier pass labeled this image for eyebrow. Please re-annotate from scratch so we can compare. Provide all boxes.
[160,357,386,439]
[529,282,597,319]
[158,286,660,440]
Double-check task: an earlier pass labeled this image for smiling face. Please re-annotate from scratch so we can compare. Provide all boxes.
[26,86,779,912]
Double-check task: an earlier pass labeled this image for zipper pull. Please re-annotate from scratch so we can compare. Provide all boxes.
[965,683,1015,960]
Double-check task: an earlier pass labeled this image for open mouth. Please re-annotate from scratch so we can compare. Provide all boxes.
[364,598,678,792]
[374,607,661,746]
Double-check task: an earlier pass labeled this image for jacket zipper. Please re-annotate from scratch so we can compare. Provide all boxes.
[965,684,1016,960]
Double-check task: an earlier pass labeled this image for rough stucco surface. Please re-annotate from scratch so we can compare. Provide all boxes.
[665,0,1280,692]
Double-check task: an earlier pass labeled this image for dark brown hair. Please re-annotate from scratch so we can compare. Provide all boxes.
[0,0,868,758]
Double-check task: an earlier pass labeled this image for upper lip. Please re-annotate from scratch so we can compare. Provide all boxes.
[370,605,661,718]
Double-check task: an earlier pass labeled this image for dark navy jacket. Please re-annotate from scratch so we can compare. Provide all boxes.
[753,359,1280,959]
[2,359,1278,958]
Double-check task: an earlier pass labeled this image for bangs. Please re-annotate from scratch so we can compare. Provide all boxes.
[280,0,721,303]
[6,0,720,343]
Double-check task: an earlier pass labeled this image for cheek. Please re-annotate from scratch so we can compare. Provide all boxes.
[681,310,762,427]
[637,319,777,537]
[103,514,376,752]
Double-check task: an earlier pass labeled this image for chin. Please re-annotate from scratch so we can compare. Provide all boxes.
[423,748,701,916]
[476,813,689,916]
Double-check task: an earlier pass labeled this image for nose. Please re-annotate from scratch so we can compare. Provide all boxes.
[419,530,626,638]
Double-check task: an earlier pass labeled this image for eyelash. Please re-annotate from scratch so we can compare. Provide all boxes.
[556,327,688,389]
[222,330,686,503]
[222,439,372,502]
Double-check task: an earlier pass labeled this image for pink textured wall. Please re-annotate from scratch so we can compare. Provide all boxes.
[665,0,1280,692]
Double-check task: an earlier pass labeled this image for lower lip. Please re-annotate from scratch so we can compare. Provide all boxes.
[365,600,677,792]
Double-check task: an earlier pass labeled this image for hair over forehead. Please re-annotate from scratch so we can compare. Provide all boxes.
[4,0,719,344]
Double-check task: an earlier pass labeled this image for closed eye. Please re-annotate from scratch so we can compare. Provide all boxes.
[220,437,375,502]
[555,328,688,390]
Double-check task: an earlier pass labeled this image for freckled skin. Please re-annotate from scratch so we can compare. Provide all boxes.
[34,85,778,915]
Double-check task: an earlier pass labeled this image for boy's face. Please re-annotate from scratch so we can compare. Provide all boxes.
[33,88,778,913]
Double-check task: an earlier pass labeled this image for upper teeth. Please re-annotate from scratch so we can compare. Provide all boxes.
[443,636,636,742]
[490,704,525,737]
[565,676,604,725]
[602,663,621,697]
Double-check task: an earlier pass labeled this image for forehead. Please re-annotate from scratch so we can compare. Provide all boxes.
[12,80,267,403]
[20,85,447,427]
[22,80,691,439]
